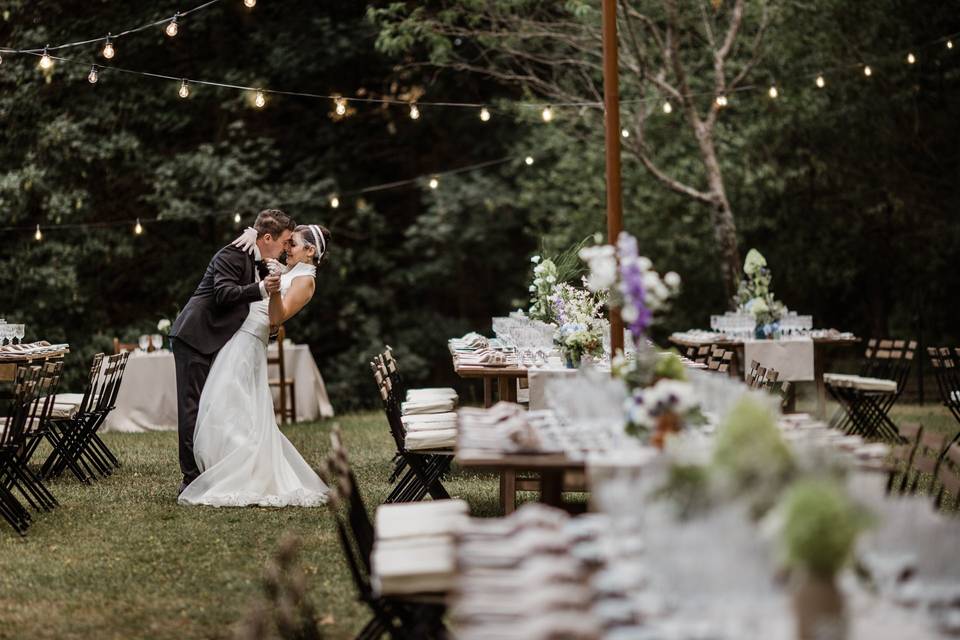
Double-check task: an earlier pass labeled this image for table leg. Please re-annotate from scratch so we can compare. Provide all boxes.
[539,470,564,508]
[500,470,517,515]
[483,378,492,408]
[815,349,827,419]
[498,376,517,403]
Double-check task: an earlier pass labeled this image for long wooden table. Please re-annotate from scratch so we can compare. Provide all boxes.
[668,334,860,417]
[0,347,70,383]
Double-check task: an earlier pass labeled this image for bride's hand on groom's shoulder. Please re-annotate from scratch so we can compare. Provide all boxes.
[231,227,258,254]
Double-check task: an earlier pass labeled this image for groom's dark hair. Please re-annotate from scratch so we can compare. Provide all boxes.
[254,209,295,239]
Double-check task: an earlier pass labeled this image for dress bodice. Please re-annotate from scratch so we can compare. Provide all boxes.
[238,262,317,345]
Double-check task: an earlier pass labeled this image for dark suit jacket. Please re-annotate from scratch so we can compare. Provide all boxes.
[170,245,263,355]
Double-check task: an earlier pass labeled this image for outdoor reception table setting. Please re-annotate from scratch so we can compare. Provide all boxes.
[103,338,334,432]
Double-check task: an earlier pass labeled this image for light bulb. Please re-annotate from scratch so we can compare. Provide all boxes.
[662,101,673,114]
[165,17,179,37]
[334,98,346,116]
[863,65,872,77]
[541,106,553,122]
[39,47,53,70]
[330,195,340,209]
[244,0,256,7]
[524,156,534,166]
[134,218,143,235]
[88,65,99,84]
[178,79,190,98]
[621,128,629,138]
[815,75,825,88]
[428,177,439,189]
[479,107,491,122]
[907,52,916,64]
[409,104,420,120]
[34,225,42,241]
[255,90,266,108]
[234,212,242,224]
[715,95,728,107]
[948,40,954,50]
[0,53,4,65]
[768,85,778,99]
[103,37,115,60]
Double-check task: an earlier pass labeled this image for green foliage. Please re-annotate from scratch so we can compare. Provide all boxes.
[653,350,688,382]
[779,478,872,578]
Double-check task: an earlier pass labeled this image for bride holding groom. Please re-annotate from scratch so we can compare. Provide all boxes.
[169,209,330,507]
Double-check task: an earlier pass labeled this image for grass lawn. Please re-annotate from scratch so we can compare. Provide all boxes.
[1,404,956,639]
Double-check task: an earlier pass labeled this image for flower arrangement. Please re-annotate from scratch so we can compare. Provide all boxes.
[528,256,559,323]
[580,231,680,350]
[736,249,786,338]
[157,318,171,336]
[624,378,705,448]
[554,321,603,367]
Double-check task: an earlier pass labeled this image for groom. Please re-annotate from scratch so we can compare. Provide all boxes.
[169,209,296,494]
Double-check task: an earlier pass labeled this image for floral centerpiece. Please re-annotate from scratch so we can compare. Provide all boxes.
[549,282,606,367]
[736,249,786,339]
[157,318,171,349]
[624,378,705,448]
[528,256,559,323]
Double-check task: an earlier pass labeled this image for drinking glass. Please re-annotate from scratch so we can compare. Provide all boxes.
[138,334,150,352]
[12,324,25,344]
[0,324,10,346]
[151,334,164,351]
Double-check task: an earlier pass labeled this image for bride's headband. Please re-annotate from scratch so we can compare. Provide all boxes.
[308,224,325,259]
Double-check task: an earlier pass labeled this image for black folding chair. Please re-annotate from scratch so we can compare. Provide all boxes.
[320,426,447,640]
[826,339,916,442]
[928,347,960,446]
[371,356,452,504]
[934,442,960,510]
[41,352,128,482]
[1,366,43,535]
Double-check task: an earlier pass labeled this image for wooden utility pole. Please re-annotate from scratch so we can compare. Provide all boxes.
[602,0,624,355]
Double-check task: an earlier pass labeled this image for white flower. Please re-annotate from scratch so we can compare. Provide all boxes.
[157,319,171,332]
[529,285,537,292]
[664,271,681,288]
[546,275,556,283]
[638,256,652,271]
[531,255,541,264]
[621,303,639,323]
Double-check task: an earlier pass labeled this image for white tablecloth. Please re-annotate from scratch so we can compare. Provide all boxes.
[102,343,333,433]
[743,337,814,382]
[528,367,577,411]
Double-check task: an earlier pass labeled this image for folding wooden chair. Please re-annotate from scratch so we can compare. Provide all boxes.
[934,443,960,510]
[319,426,447,640]
[268,326,297,424]
[885,423,923,494]
[928,347,960,445]
[0,366,42,535]
[905,430,949,496]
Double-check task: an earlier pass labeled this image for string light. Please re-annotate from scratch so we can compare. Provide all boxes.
[39,47,53,70]
[165,15,179,38]
[244,0,256,7]
[88,65,99,84]
[621,128,630,138]
[102,35,115,60]
[34,225,42,242]
[948,40,954,50]
[234,212,241,224]
[662,101,673,114]
[768,85,778,99]
[479,107,491,122]
[524,156,534,165]
[907,52,916,64]
[428,177,439,189]
[330,195,340,209]
[816,74,825,88]
[715,95,728,107]
[178,79,190,98]
[409,104,420,120]
[541,106,553,122]
[134,218,143,235]
[334,97,347,116]
[863,65,872,77]
[254,90,266,108]
[0,53,3,65]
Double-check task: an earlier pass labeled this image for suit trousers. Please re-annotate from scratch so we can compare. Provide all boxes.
[171,337,214,484]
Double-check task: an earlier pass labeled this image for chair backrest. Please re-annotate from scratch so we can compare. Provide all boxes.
[25,360,65,434]
[929,347,960,409]
[91,352,129,413]
[77,353,105,415]
[371,358,407,453]
[1,366,42,449]
[267,326,287,379]
[912,430,948,476]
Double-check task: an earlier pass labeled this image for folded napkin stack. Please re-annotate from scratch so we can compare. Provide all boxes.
[401,411,459,451]
[0,341,66,359]
[372,499,469,596]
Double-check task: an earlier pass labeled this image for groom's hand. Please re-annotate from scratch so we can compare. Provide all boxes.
[264,274,281,295]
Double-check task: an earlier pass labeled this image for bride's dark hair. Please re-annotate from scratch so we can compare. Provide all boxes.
[295,224,330,268]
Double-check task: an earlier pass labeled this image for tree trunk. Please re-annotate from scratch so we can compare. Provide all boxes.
[697,126,742,306]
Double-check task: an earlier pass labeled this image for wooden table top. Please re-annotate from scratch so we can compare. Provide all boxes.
[0,346,70,381]
[668,334,860,348]
[455,447,584,471]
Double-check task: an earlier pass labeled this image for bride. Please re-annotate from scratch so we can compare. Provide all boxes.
[178,224,331,508]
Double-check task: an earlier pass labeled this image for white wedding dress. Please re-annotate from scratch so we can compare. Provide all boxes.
[178,262,328,508]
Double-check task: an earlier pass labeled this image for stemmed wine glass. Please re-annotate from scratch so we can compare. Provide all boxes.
[12,324,25,345]
[138,334,150,352]
[151,334,164,351]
